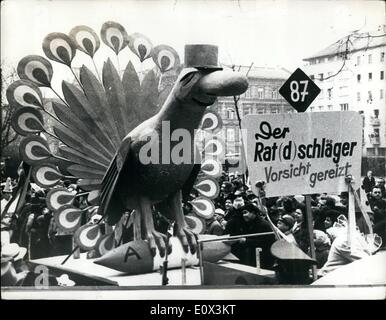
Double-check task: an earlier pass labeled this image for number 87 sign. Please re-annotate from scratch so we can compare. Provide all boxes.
[279,68,321,113]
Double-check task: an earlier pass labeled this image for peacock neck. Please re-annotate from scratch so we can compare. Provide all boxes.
[157,95,208,134]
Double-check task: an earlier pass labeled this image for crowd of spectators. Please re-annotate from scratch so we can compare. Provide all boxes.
[1,167,385,285]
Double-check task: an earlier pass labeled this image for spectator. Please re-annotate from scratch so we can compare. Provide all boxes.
[368,186,386,215]
[268,206,281,226]
[313,230,331,268]
[277,214,296,243]
[25,207,52,259]
[214,208,226,229]
[375,178,386,198]
[205,215,224,236]
[362,170,375,194]
[367,186,386,243]
[225,202,275,269]
[224,196,245,221]
[318,226,371,277]
[277,196,296,217]
[216,181,235,208]
[336,191,348,215]
[292,206,309,254]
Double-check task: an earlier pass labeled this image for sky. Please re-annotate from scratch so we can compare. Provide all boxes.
[1,0,385,79]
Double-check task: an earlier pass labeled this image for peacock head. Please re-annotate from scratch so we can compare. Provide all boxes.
[172,67,249,107]
[171,44,248,107]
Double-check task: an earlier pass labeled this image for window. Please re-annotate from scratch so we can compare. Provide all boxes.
[368,91,373,102]
[243,108,251,116]
[250,86,258,97]
[226,128,235,141]
[327,88,332,99]
[257,88,264,99]
[328,105,333,111]
[356,56,360,66]
[381,71,384,80]
[368,54,372,64]
[381,89,384,99]
[357,92,360,101]
[318,73,324,81]
[319,106,324,111]
[374,109,379,119]
[340,103,349,111]
[310,106,314,112]
[381,52,385,62]
[367,148,376,156]
[257,108,265,114]
[272,90,278,99]
[357,74,361,82]
[310,75,315,80]
[339,86,348,97]
[227,109,235,119]
[316,59,320,64]
[368,72,372,80]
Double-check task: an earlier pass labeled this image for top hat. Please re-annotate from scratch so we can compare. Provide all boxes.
[184,44,223,71]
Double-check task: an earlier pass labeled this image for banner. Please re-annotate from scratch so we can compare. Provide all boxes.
[241,112,362,197]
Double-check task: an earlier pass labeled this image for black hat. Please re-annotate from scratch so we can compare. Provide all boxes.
[184,44,223,71]
[241,203,260,215]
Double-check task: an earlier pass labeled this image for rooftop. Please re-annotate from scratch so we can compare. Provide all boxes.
[303,29,386,61]
[222,64,291,80]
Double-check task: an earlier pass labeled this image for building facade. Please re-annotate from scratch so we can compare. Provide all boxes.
[208,65,292,158]
[302,30,386,160]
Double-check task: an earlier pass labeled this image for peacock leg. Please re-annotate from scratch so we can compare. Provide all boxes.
[168,191,198,254]
[138,196,167,257]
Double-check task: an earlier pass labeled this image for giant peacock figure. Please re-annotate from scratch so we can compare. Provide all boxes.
[6,21,248,269]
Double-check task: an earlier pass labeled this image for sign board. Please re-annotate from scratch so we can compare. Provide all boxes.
[279,68,321,112]
[241,112,362,197]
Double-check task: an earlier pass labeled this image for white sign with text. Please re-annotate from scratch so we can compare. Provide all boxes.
[241,112,362,197]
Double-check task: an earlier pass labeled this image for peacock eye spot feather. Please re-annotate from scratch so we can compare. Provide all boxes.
[57,46,71,64]
[138,44,147,61]
[83,38,94,56]
[25,118,43,130]
[45,170,60,180]
[67,211,80,222]
[32,68,50,86]
[111,36,120,53]
[23,93,41,106]
[205,164,214,171]
[160,56,170,72]
[87,226,100,239]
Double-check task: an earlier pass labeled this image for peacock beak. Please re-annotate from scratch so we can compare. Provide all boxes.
[197,70,249,97]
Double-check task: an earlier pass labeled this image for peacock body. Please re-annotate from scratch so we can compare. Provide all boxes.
[6,21,248,259]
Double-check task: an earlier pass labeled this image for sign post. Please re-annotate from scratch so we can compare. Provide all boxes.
[279,68,321,280]
[242,68,362,282]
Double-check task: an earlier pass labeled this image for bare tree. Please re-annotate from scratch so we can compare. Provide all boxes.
[314,25,386,82]
[1,61,20,150]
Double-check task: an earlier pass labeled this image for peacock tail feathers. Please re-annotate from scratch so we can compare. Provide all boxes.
[7,21,225,253]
